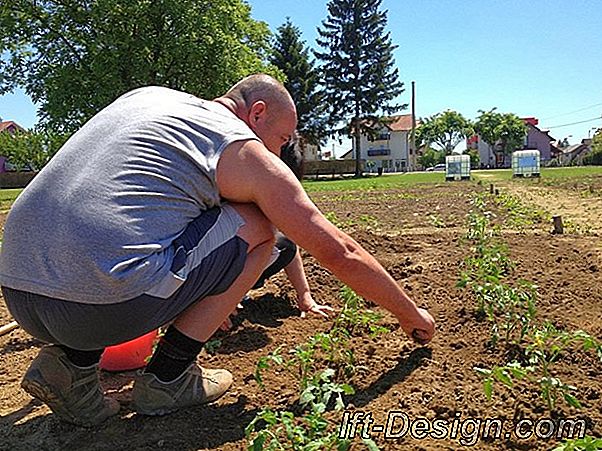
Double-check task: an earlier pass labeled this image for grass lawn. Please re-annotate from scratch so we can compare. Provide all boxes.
[0,188,23,213]
[302,171,445,192]
[472,166,602,182]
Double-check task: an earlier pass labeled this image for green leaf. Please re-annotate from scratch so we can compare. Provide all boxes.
[493,368,513,387]
[249,433,266,451]
[474,367,492,376]
[300,388,315,407]
[321,368,335,380]
[313,402,326,414]
[508,366,527,379]
[563,393,582,409]
[483,379,494,400]
[336,439,353,451]
[340,384,355,395]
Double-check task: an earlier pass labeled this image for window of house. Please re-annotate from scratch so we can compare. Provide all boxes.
[367,130,391,141]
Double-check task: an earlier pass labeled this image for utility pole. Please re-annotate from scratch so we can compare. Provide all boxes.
[410,81,416,171]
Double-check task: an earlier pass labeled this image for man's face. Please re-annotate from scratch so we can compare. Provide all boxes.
[249,102,297,155]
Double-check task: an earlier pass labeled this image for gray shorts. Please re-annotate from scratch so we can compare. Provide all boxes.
[2,206,248,350]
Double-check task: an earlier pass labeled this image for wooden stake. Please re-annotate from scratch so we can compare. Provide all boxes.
[552,215,564,234]
[0,321,19,337]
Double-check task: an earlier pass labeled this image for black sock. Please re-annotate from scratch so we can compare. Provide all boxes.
[58,345,104,367]
[144,326,205,382]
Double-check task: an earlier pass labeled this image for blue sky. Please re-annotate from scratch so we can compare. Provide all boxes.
[1,0,601,156]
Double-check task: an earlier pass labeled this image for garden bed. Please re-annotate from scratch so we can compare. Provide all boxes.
[1,178,601,450]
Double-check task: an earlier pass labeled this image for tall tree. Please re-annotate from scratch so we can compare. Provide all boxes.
[584,129,602,166]
[315,0,404,176]
[0,0,278,132]
[474,108,527,167]
[416,110,473,154]
[271,18,326,147]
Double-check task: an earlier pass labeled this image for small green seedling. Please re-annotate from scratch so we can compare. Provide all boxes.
[526,323,602,411]
[552,435,602,451]
[204,338,222,355]
[474,361,533,400]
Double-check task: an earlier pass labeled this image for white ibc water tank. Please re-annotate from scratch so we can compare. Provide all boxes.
[445,154,471,181]
[512,150,540,177]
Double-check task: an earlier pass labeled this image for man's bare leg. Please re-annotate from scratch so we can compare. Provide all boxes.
[133,203,275,415]
[173,203,275,341]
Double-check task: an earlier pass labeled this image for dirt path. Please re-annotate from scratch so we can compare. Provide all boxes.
[499,181,602,235]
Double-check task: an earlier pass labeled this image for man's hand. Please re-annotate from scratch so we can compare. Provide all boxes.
[219,302,244,331]
[297,292,333,319]
[398,307,435,345]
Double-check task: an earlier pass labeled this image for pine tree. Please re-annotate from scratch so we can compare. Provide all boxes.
[271,18,326,147]
[315,0,404,176]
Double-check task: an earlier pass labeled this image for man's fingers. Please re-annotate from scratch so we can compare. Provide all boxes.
[315,308,329,318]
[299,304,332,319]
[220,317,233,331]
[411,329,430,345]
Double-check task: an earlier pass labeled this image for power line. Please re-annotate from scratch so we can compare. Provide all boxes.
[547,116,602,129]
[541,102,602,121]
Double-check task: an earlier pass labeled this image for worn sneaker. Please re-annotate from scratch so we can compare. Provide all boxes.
[21,345,120,426]
[132,364,233,415]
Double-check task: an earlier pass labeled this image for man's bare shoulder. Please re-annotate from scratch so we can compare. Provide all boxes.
[216,139,292,204]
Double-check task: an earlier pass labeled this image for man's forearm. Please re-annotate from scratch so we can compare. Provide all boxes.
[317,233,422,323]
[283,249,310,297]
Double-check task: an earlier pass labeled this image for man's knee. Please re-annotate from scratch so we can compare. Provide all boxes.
[275,233,297,266]
[231,203,275,250]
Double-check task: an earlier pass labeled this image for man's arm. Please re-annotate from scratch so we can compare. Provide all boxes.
[216,140,435,342]
[283,248,332,318]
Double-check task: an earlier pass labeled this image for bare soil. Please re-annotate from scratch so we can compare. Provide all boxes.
[1,180,601,451]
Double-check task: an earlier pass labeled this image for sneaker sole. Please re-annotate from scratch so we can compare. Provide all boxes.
[21,377,79,424]
[21,377,116,427]
[135,383,231,416]
[135,405,180,416]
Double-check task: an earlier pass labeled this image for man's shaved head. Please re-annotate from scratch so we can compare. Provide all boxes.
[217,74,297,154]
[223,74,295,117]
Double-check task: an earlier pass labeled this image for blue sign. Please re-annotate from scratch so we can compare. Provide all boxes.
[367,148,391,156]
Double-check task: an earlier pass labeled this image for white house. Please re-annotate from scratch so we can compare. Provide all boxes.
[303,142,320,161]
[342,114,416,172]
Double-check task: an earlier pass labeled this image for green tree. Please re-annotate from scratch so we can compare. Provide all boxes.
[417,147,445,169]
[0,129,68,171]
[474,108,527,167]
[583,129,602,165]
[416,110,473,154]
[0,0,278,132]
[271,18,326,147]
[315,0,405,176]
[468,148,480,168]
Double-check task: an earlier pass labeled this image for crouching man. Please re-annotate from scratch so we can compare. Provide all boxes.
[0,74,435,426]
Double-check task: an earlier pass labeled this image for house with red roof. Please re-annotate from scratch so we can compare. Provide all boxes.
[0,120,25,135]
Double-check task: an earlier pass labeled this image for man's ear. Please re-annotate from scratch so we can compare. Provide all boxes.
[248,100,267,125]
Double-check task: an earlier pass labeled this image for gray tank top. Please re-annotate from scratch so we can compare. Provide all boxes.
[0,86,258,304]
